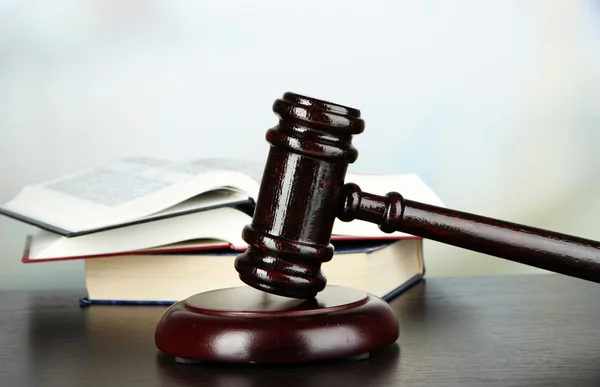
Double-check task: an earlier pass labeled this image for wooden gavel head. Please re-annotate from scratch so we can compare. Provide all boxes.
[234,92,365,299]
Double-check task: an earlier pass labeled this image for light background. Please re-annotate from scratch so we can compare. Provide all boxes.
[1,1,599,290]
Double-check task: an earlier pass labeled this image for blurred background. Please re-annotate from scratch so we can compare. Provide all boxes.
[1,0,599,290]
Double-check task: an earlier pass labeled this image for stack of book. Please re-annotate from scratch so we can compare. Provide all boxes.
[0,156,444,305]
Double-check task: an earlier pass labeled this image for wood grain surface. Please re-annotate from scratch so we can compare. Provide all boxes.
[2,274,600,386]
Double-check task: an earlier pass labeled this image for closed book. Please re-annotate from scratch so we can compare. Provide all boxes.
[79,238,425,305]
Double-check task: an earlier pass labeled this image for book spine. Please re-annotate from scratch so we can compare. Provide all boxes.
[79,297,176,307]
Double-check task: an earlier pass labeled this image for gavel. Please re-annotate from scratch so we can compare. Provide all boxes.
[155,91,600,364]
[234,91,600,299]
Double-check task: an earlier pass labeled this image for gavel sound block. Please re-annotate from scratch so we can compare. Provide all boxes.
[155,92,600,364]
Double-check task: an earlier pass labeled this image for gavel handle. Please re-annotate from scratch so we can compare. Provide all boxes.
[339,183,600,282]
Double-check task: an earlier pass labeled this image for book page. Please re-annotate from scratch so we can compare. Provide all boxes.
[2,157,259,232]
[186,158,265,183]
[143,190,249,218]
[26,207,252,260]
[43,157,190,207]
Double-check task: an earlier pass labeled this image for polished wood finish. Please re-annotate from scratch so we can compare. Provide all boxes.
[235,92,365,299]
[3,275,600,386]
[154,285,399,363]
[339,182,600,284]
[235,91,600,299]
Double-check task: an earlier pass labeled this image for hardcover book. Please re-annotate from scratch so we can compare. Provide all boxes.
[4,156,444,261]
[78,238,425,305]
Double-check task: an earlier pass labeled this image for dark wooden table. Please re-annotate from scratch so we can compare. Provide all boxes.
[2,274,600,386]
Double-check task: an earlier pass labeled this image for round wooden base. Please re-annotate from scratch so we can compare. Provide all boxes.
[155,285,399,364]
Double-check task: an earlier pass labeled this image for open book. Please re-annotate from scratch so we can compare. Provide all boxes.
[1,157,261,236]
[2,156,444,261]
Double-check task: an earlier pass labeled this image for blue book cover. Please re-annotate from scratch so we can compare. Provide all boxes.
[79,275,423,306]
